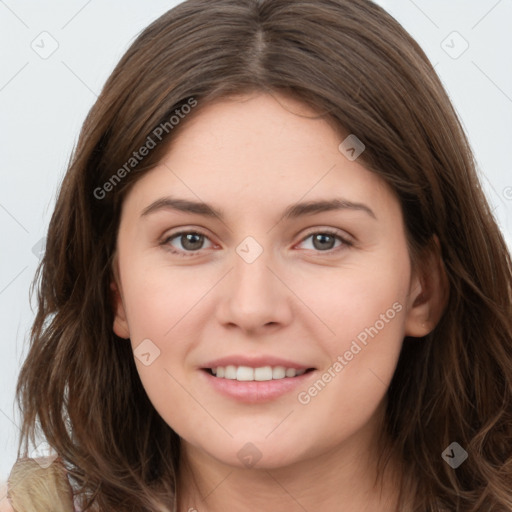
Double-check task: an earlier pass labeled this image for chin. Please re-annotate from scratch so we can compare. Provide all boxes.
[193,433,313,471]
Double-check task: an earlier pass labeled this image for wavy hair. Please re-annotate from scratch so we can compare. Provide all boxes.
[13,0,512,510]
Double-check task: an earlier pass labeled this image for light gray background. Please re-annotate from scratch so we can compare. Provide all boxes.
[1,0,511,482]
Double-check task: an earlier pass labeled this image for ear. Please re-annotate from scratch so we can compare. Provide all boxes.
[404,235,449,337]
[111,253,130,339]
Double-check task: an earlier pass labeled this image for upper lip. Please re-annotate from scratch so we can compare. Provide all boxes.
[202,355,314,370]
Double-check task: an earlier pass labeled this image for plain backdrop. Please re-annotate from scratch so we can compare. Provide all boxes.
[0,0,511,482]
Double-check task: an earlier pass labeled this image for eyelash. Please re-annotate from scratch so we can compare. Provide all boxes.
[161,229,353,257]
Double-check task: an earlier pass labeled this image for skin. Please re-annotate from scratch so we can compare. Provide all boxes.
[112,93,445,512]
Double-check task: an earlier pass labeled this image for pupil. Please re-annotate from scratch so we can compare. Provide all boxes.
[313,234,334,250]
[183,233,203,250]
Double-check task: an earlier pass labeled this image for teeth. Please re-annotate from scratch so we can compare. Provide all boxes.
[225,365,237,380]
[272,366,286,379]
[236,366,254,381]
[210,365,308,381]
[254,366,272,381]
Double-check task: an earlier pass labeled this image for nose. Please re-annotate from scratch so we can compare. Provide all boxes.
[215,242,294,335]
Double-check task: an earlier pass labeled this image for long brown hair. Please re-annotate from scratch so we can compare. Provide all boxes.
[13,0,512,510]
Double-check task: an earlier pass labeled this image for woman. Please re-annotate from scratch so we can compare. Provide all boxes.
[4,0,512,510]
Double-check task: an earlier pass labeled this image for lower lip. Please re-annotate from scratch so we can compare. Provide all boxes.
[200,369,315,403]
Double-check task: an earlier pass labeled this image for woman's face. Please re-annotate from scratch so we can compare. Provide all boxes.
[112,93,427,470]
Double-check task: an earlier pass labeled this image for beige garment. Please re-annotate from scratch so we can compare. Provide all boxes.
[2,457,75,512]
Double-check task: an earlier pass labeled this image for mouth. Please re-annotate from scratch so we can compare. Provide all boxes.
[203,365,316,382]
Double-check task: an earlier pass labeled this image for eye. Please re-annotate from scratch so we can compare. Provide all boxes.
[296,230,352,253]
[162,231,214,256]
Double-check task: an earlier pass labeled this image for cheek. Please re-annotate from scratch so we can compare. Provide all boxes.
[295,249,410,354]
[295,271,409,434]
[122,262,210,342]
[292,313,406,459]
[119,263,212,418]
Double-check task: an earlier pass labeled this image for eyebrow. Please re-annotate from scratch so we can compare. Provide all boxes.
[140,196,376,220]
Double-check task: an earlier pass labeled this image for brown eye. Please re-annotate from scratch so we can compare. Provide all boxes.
[163,231,214,256]
[297,230,352,253]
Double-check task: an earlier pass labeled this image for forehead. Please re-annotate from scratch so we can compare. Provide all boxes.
[121,92,398,223]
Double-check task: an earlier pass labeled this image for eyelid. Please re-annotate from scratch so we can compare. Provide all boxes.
[297,226,354,244]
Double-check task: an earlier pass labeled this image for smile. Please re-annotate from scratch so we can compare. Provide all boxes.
[207,365,313,381]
